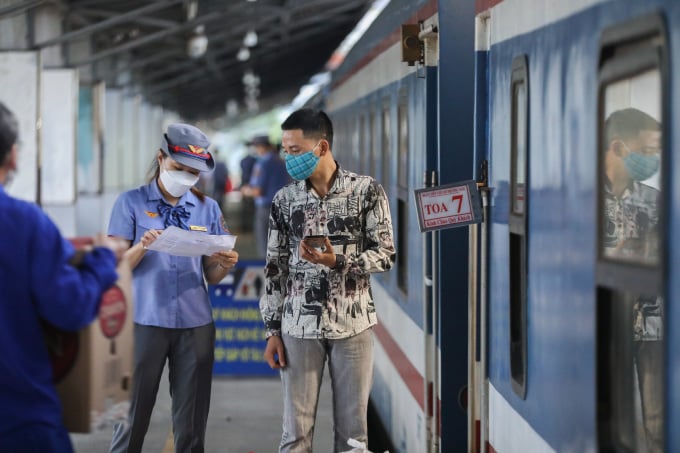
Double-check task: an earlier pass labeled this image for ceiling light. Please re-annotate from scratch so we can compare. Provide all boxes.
[242,69,259,86]
[187,25,208,58]
[237,47,250,61]
[187,34,208,58]
[243,30,258,47]
[226,99,239,118]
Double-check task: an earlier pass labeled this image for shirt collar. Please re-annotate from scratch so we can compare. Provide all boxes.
[302,160,346,194]
[147,179,197,206]
[603,176,636,199]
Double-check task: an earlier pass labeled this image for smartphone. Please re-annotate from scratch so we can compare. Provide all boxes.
[303,235,327,249]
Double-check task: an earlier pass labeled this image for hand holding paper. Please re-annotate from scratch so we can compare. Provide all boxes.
[145,226,237,257]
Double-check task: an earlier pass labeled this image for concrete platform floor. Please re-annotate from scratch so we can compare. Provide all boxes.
[71,367,334,453]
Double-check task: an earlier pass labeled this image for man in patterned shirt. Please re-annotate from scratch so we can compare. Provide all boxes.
[602,107,662,453]
[260,108,395,452]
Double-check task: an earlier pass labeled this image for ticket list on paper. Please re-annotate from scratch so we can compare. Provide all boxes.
[145,226,238,257]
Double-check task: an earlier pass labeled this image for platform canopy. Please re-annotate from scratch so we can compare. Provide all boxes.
[19,0,371,121]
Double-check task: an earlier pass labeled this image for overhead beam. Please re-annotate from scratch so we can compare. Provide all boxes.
[132,16,281,84]
[132,0,359,88]
[34,0,184,48]
[68,3,252,67]
[125,48,182,72]
[140,18,337,97]
[0,0,52,18]
[76,7,179,29]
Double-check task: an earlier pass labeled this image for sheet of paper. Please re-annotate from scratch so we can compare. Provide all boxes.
[146,226,237,257]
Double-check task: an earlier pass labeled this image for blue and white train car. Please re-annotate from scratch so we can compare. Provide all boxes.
[478,0,680,452]
[324,0,473,451]
[323,0,680,451]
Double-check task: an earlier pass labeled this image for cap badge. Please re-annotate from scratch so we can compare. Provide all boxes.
[188,144,206,155]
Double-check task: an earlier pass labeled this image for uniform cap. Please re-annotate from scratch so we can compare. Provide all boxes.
[161,123,214,172]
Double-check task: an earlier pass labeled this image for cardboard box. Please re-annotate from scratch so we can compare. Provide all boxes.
[45,241,134,433]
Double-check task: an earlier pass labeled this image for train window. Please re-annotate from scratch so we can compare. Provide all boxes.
[511,81,527,214]
[398,104,408,189]
[354,114,363,172]
[509,55,529,399]
[397,199,408,294]
[369,112,376,177]
[396,100,409,295]
[596,14,666,453]
[600,70,661,266]
[382,106,391,185]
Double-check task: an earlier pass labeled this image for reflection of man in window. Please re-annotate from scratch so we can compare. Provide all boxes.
[603,107,662,453]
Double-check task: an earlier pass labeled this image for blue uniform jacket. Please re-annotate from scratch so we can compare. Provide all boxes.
[0,185,118,443]
[108,181,230,328]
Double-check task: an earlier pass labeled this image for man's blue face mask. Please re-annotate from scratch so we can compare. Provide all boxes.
[621,141,660,181]
[285,141,321,181]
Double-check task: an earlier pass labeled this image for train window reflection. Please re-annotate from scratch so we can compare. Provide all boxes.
[600,70,662,266]
[509,55,529,399]
[596,15,666,453]
[597,289,664,453]
[511,81,527,215]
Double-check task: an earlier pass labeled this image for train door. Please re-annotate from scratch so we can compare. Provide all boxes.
[595,14,667,453]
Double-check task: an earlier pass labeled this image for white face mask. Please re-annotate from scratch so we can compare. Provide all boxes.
[159,162,199,197]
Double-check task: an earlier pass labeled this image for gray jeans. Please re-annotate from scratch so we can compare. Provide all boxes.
[279,329,374,453]
[636,340,663,453]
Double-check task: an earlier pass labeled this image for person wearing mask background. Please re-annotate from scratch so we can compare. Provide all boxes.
[260,109,395,452]
[241,134,291,258]
[0,101,125,452]
[602,107,663,453]
[210,148,230,214]
[238,148,257,233]
[107,123,239,453]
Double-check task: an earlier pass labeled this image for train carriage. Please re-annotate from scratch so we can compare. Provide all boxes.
[324,0,475,451]
[479,0,679,451]
[323,0,680,451]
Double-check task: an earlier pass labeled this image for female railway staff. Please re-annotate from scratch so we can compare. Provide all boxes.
[107,124,239,453]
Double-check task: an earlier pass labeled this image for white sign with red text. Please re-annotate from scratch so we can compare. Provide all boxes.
[414,180,483,232]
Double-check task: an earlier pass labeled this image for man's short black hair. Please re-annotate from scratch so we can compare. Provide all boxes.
[281,108,334,149]
[605,107,660,145]
[0,102,18,163]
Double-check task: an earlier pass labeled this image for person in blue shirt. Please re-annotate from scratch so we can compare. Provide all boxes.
[238,151,257,233]
[209,148,230,214]
[0,101,124,453]
[241,134,291,257]
[107,124,239,453]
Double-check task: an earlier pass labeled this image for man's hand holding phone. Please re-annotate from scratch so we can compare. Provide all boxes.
[300,235,336,268]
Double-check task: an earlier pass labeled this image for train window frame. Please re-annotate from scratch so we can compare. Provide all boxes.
[595,13,668,453]
[353,113,362,172]
[396,96,409,295]
[380,105,392,187]
[509,54,529,399]
[397,102,409,191]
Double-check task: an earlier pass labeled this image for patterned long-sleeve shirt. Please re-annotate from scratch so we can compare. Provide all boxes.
[602,180,662,341]
[259,164,395,339]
